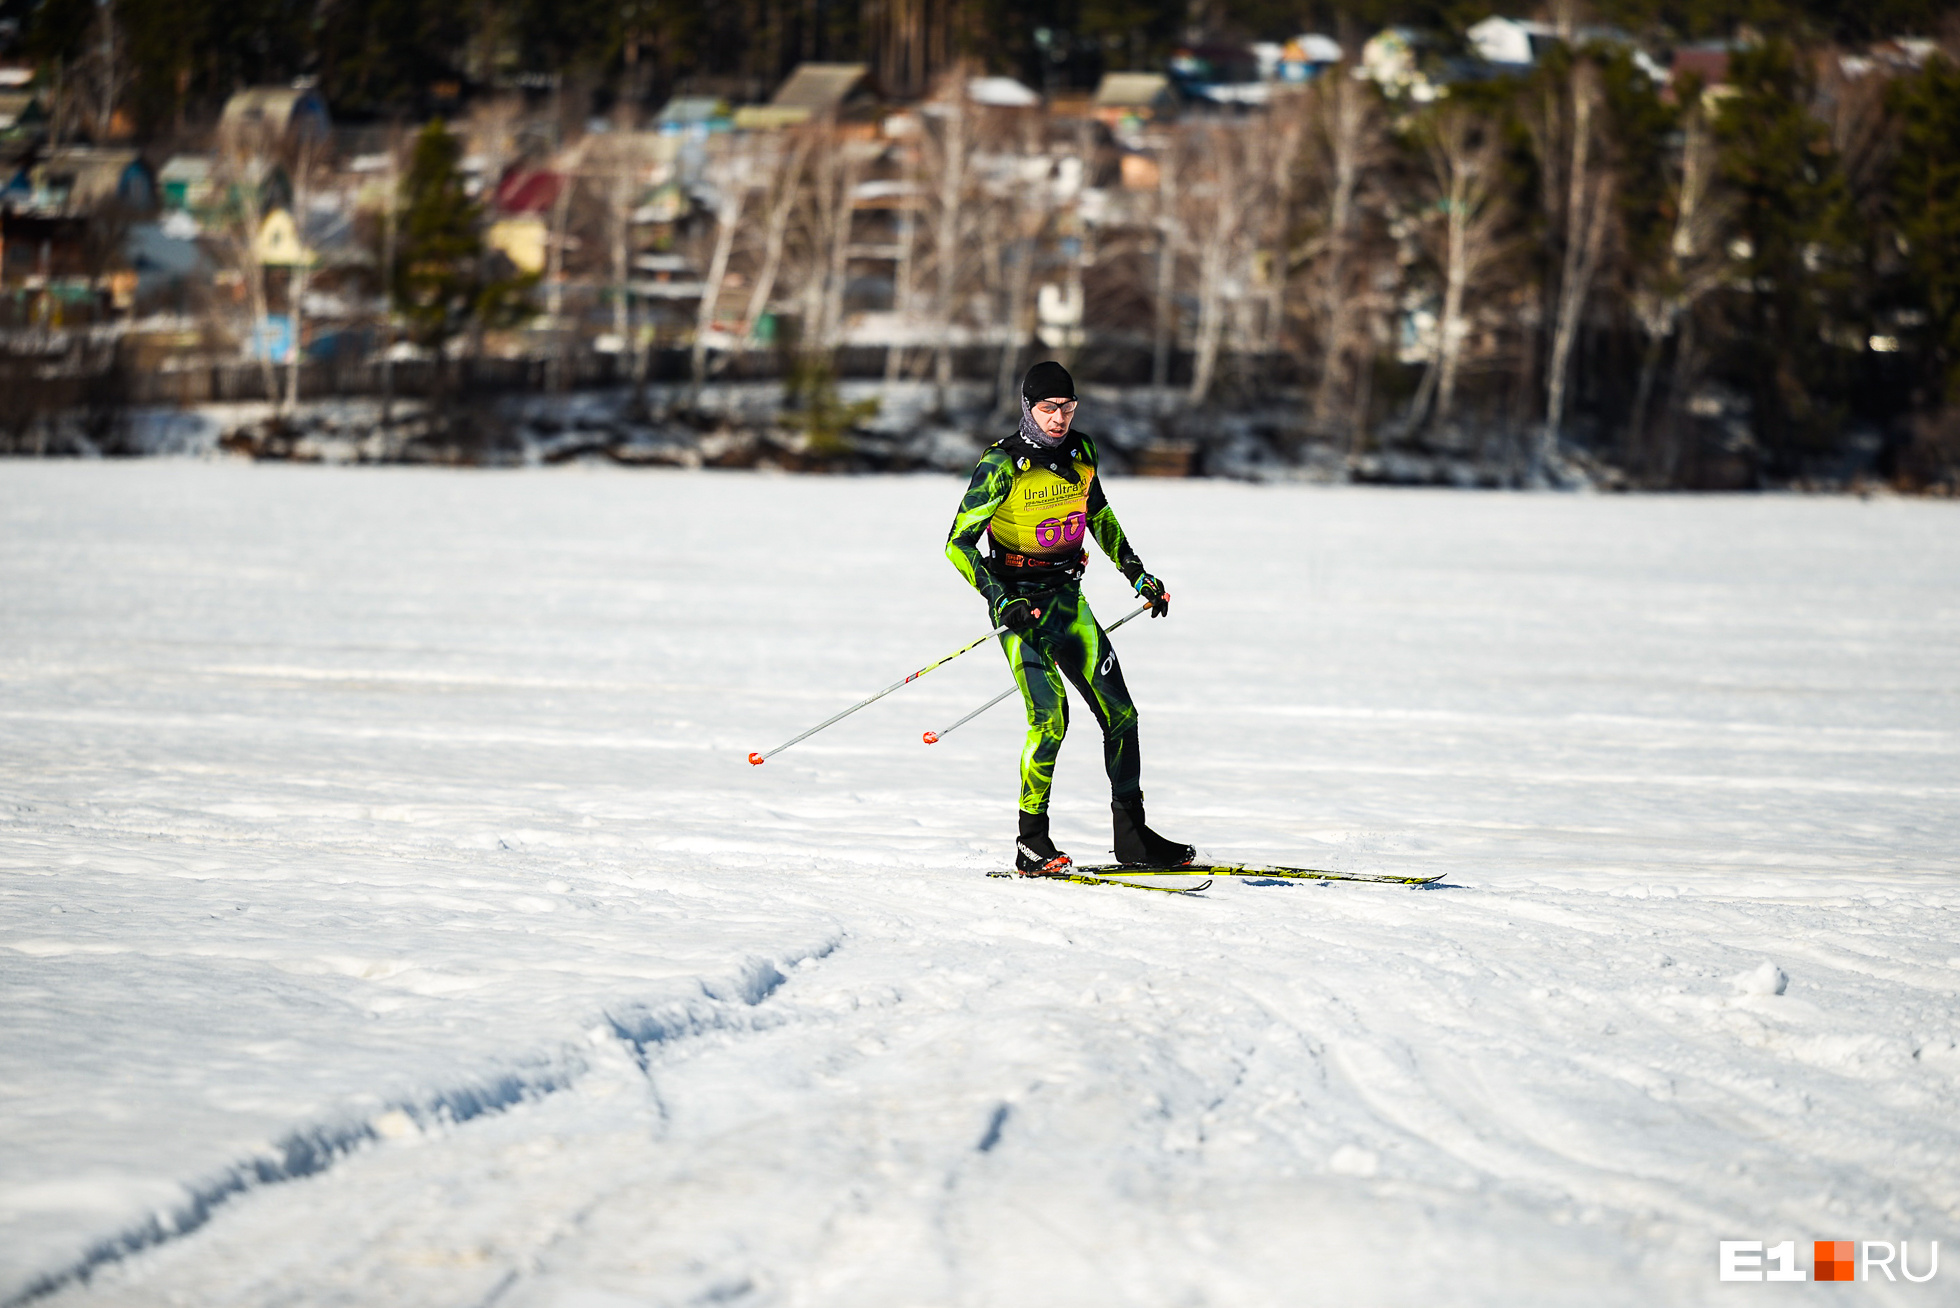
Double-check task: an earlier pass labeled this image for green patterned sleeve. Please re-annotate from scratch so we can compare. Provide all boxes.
[945,449,1013,610]
[1084,441,1141,574]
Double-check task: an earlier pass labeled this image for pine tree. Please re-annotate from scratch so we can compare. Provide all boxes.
[1712,39,1859,476]
[1887,54,1960,405]
[393,120,488,357]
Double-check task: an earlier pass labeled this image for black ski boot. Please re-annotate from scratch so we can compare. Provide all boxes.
[1111,795,1195,867]
[1014,809,1072,877]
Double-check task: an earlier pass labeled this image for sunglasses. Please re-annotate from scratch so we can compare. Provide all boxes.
[1032,400,1078,417]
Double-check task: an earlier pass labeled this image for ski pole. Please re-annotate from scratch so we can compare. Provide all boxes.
[922,601,1153,745]
[749,620,1022,765]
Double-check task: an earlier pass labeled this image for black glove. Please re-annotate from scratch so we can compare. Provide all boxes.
[1122,560,1170,618]
[994,596,1041,632]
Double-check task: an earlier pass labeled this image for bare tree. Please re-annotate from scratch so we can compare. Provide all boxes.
[1053,115,1096,369]
[1256,91,1310,361]
[74,4,130,143]
[1540,58,1616,474]
[542,140,587,392]
[213,117,282,407]
[1151,135,1181,400]
[1184,122,1252,402]
[1297,65,1387,441]
[736,129,814,348]
[792,121,860,355]
[883,127,921,384]
[987,113,1045,415]
[823,144,867,351]
[462,97,527,194]
[867,0,967,99]
[282,128,331,417]
[689,141,752,410]
[609,155,635,361]
[1406,102,1512,433]
[378,134,401,428]
[1627,102,1727,480]
[919,69,976,410]
[1823,53,1896,202]
[1520,53,1615,480]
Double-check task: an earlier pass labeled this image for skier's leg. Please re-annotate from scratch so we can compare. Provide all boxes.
[1052,594,1192,866]
[1002,627,1068,817]
[1003,622,1071,874]
[1049,593,1140,800]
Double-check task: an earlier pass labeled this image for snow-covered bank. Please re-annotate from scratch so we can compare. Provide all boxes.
[3,465,1958,1305]
[117,380,1330,483]
[111,380,1611,487]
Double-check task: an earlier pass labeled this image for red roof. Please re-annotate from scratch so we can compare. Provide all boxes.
[1671,48,1730,86]
[493,168,565,216]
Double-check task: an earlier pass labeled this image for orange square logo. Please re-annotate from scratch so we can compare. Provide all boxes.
[1815,1241,1855,1281]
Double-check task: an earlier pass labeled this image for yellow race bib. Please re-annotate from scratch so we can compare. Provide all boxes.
[990,454,1094,556]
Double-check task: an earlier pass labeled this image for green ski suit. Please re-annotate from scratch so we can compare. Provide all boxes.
[946,432,1146,815]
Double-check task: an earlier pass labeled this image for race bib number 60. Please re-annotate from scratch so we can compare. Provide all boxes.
[1035,512,1086,550]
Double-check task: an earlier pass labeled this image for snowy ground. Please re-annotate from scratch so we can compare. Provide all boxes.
[2,463,1958,1307]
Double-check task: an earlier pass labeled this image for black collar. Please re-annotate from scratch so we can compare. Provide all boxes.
[999,431,1086,484]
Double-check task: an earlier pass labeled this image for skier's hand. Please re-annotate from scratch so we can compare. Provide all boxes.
[1132,571,1170,618]
[995,596,1041,632]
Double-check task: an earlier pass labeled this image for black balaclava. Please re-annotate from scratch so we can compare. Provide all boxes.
[1018,360,1076,448]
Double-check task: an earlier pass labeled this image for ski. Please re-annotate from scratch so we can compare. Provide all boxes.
[1072,863,1443,886]
[986,870,1213,895]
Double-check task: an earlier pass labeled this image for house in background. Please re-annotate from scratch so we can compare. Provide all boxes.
[1271,34,1344,82]
[967,77,1040,107]
[734,64,874,130]
[1092,73,1179,131]
[124,216,208,303]
[0,88,44,145]
[1468,17,1560,67]
[158,155,216,212]
[27,149,157,215]
[1669,42,1738,107]
[1168,44,1271,106]
[656,96,732,134]
[253,207,310,268]
[218,86,331,145]
[1671,43,1733,86]
[485,166,565,276]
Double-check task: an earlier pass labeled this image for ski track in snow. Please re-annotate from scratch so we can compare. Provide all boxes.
[2,463,1958,1307]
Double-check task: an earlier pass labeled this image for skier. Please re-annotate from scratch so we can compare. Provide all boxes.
[946,360,1196,877]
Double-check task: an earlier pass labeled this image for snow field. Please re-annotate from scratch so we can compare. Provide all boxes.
[2,463,1958,1306]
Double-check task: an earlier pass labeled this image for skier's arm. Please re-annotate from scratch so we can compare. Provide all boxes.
[946,450,1013,612]
[1086,447,1169,616]
[1086,475,1142,576]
